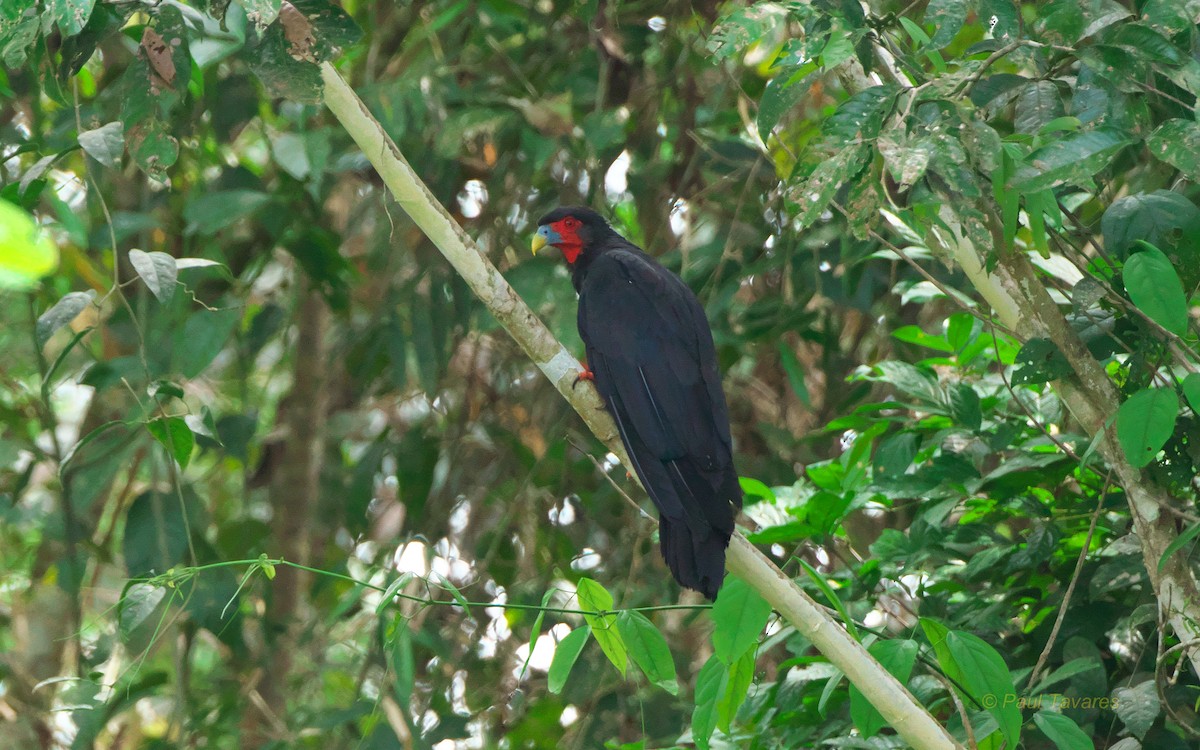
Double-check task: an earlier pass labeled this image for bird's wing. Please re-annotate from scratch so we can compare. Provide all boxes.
[578,250,736,501]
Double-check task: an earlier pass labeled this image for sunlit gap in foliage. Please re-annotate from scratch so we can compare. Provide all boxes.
[604,150,630,203]
[456,179,488,219]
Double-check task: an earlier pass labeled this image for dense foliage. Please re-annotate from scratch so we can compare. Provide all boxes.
[3,0,1200,748]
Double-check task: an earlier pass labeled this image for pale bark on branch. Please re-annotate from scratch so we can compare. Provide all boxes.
[321,62,963,750]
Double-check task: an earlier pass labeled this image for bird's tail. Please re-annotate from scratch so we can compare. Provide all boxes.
[658,516,730,601]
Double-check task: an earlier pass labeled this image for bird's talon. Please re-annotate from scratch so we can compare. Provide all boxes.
[573,367,596,389]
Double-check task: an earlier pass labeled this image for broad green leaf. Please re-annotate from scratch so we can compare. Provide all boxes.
[1102,191,1200,289]
[77,121,123,167]
[1012,337,1073,385]
[757,67,814,141]
[547,626,589,694]
[117,581,170,652]
[711,576,771,664]
[1182,373,1200,414]
[576,577,626,674]
[173,307,241,379]
[925,0,967,47]
[1112,680,1160,739]
[878,131,934,189]
[691,655,727,750]
[52,0,97,36]
[1124,243,1188,334]
[127,119,180,182]
[246,24,323,103]
[949,384,982,431]
[874,432,917,478]
[850,639,919,737]
[1011,127,1132,191]
[0,199,59,289]
[1147,119,1200,183]
[716,647,754,733]
[290,0,363,61]
[128,249,177,303]
[945,631,1022,748]
[823,86,897,143]
[892,325,953,352]
[1158,521,1200,571]
[791,143,870,228]
[1034,711,1094,750]
[616,611,677,694]
[738,477,775,504]
[707,5,783,60]
[1031,657,1103,693]
[147,416,194,470]
[1116,388,1178,468]
[1015,81,1063,134]
[123,491,192,576]
[36,291,94,348]
[183,191,272,235]
[240,0,282,27]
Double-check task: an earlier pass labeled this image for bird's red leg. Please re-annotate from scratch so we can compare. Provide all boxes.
[573,360,595,389]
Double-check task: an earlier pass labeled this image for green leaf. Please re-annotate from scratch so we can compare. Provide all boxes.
[184,191,272,236]
[36,291,95,348]
[375,572,414,615]
[117,581,170,652]
[949,383,982,431]
[517,589,555,680]
[791,144,870,228]
[576,578,626,674]
[710,576,772,664]
[758,67,814,140]
[1102,191,1200,287]
[1034,711,1094,750]
[173,307,241,379]
[945,631,1022,748]
[1011,127,1132,191]
[128,249,177,303]
[388,619,414,702]
[547,626,589,694]
[1124,243,1188,334]
[738,477,775,505]
[147,416,194,469]
[925,0,967,47]
[1012,337,1073,385]
[52,0,97,36]
[1112,680,1160,739]
[716,647,754,733]
[241,0,282,27]
[1015,81,1063,134]
[123,491,192,577]
[1158,521,1200,572]
[616,611,677,694]
[127,119,180,182]
[1183,373,1200,414]
[777,341,811,406]
[691,655,727,750]
[850,639,919,737]
[1117,387,1179,468]
[77,121,124,167]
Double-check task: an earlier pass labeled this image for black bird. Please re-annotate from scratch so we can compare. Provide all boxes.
[533,206,742,600]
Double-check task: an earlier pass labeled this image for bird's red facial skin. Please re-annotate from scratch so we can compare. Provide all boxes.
[551,217,584,264]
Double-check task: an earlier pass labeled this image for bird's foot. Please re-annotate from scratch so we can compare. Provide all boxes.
[572,364,596,389]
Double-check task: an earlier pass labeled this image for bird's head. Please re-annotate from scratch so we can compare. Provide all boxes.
[531,206,610,265]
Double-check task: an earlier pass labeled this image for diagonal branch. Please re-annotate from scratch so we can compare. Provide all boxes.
[320,63,963,750]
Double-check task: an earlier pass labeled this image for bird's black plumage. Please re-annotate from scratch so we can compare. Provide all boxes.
[536,206,742,600]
